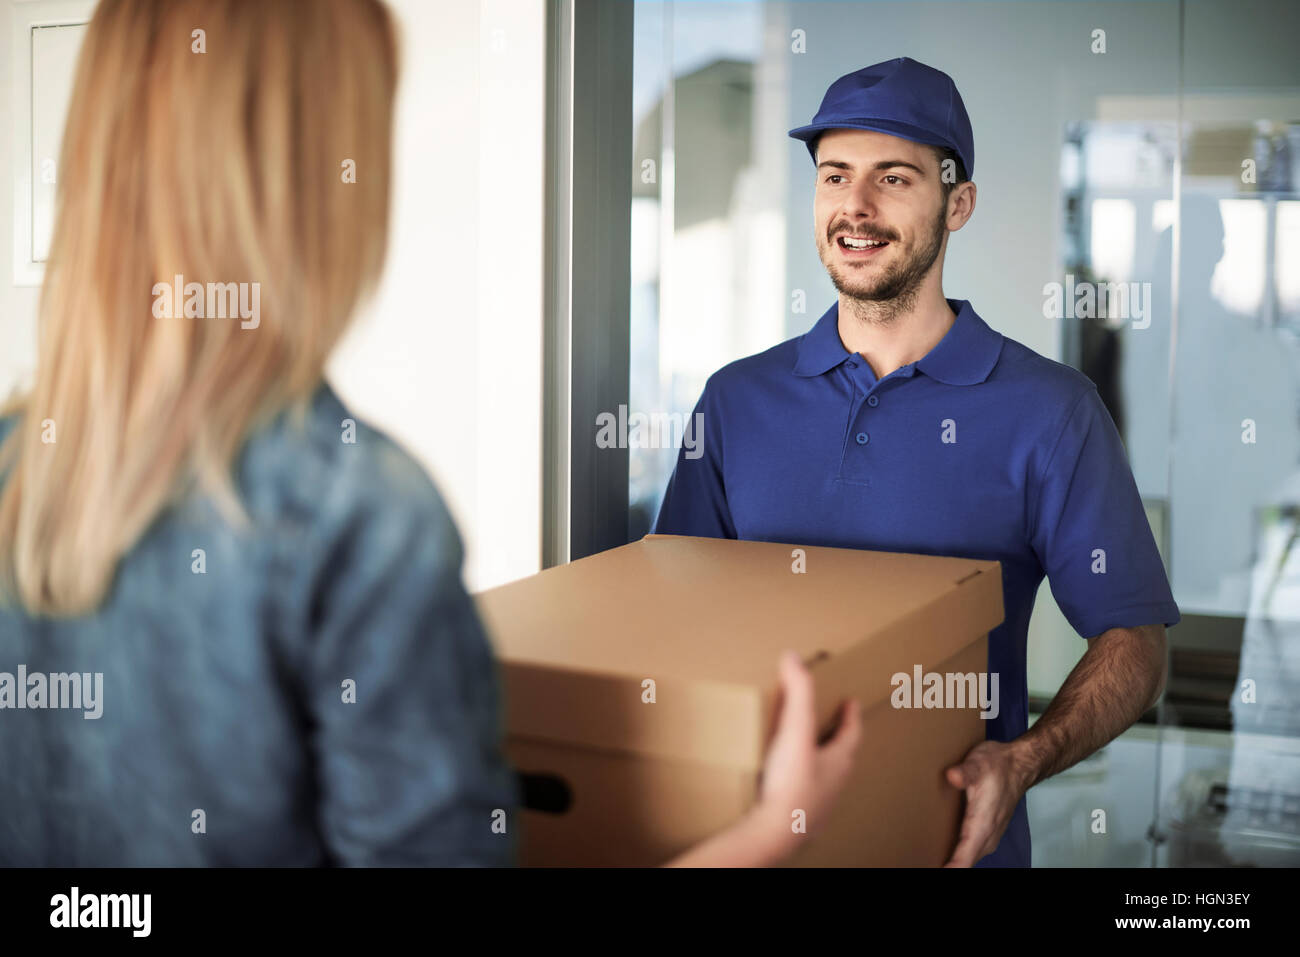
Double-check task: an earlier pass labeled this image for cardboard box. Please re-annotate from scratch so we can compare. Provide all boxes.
[476,534,1004,866]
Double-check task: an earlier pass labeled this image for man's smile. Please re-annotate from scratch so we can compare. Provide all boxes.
[834,233,892,258]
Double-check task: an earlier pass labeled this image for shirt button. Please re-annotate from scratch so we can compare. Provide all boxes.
[845,359,858,369]
[867,394,879,407]
[855,432,869,445]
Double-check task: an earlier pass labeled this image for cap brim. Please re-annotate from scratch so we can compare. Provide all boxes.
[788,117,955,159]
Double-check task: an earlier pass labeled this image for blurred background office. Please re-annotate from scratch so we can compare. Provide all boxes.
[3,0,1297,865]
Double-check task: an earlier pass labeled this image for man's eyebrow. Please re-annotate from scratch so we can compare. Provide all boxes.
[816,159,929,175]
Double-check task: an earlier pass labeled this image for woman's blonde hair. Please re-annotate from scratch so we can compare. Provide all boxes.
[0,0,399,615]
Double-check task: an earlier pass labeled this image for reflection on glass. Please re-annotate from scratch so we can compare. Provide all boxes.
[628,0,780,538]
[1066,112,1300,864]
[626,0,1300,867]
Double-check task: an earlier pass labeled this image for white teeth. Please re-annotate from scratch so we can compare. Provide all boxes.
[841,237,886,248]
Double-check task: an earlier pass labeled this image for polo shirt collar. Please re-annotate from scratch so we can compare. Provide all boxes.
[792,298,1003,386]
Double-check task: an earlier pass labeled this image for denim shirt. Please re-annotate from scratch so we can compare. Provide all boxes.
[0,383,519,865]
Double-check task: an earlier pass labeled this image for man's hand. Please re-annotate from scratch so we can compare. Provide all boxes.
[943,739,1034,867]
[940,624,1168,867]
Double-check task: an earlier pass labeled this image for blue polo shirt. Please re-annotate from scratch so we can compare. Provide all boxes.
[652,298,1181,868]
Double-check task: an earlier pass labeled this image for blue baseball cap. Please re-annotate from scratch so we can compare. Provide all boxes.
[788,57,974,180]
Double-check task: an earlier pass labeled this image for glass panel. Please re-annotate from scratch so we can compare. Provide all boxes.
[1155,0,1300,865]
[623,0,1300,867]
[629,0,775,538]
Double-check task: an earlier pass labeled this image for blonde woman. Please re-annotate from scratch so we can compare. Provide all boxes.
[0,0,859,867]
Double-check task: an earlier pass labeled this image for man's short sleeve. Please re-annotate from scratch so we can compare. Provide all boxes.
[1029,385,1181,639]
[651,379,737,539]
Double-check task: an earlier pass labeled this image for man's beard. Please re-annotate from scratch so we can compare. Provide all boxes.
[822,204,947,320]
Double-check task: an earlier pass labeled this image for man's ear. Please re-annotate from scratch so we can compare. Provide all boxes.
[947,180,977,230]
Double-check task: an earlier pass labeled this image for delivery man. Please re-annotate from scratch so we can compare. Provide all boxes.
[652,56,1181,868]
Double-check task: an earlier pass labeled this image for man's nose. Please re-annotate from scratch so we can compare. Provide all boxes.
[840,178,881,221]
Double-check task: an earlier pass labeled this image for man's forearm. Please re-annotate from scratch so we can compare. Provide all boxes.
[1009,624,1167,792]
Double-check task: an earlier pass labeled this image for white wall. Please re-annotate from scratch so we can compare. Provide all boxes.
[327,0,545,591]
[1,4,43,401]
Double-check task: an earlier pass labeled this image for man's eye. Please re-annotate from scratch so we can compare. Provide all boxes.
[884,175,904,185]
[825,174,844,184]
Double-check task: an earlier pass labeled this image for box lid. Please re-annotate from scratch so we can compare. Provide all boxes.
[476,535,1003,771]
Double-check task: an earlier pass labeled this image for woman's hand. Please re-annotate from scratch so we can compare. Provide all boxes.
[665,650,862,867]
[755,650,862,845]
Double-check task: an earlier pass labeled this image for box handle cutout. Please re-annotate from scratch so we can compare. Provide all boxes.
[518,771,574,814]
